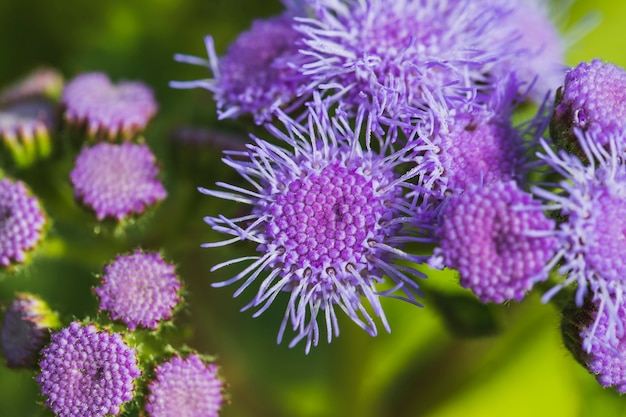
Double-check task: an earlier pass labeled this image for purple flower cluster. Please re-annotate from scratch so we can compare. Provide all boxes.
[0,178,47,267]
[62,72,157,140]
[145,354,223,417]
[36,322,141,417]
[180,0,573,352]
[94,250,181,330]
[70,142,167,221]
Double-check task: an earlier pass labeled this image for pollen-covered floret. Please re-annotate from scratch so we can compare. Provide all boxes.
[36,322,141,417]
[70,142,167,221]
[94,250,181,330]
[430,180,557,303]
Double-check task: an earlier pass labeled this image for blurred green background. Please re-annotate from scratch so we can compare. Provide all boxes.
[2,1,626,416]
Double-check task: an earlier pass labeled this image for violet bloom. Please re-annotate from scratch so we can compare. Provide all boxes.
[430,181,557,303]
[36,322,141,417]
[1,293,60,368]
[70,142,167,221]
[94,250,181,330]
[145,354,223,417]
[551,59,626,154]
[172,13,305,124]
[0,67,64,105]
[62,72,157,140]
[201,101,427,352]
[562,296,626,393]
[533,129,626,351]
[0,178,47,267]
[294,0,521,127]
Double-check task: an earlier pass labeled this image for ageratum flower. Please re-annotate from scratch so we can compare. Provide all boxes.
[172,13,305,124]
[201,101,427,352]
[294,0,521,127]
[62,72,157,140]
[561,295,626,393]
[145,354,223,417]
[36,322,141,417]
[70,142,167,221]
[0,178,47,267]
[533,129,626,351]
[94,250,182,330]
[1,293,60,368]
[429,181,557,303]
[551,59,626,155]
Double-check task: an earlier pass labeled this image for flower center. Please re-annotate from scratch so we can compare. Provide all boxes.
[267,162,385,271]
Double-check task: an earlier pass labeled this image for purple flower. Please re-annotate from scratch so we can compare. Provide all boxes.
[172,13,305,124]
[430,180,557,303]
[533,129,626,351]
[62,72,158,140]
[36,322,142,417]
[201,101,427,352]
[294,0,521,127]
[551,59,626,154]
[0,67,64,105]
[562,296,626,393]
[498,0,566,102]
[94,250,182,330]
[1,293,60,368]
[0,97,56,166]
[70,142,167,221]
[145,354,223,417]
[0,178,47,267]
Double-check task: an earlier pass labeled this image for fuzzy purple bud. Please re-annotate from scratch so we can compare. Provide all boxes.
[0,178,47,267]
[1,293,60,368]
[70,142,167,221]
[94,250,181,330]
[36,322,141,417]
[145,354,223,417]
[62,72,157,140]
[430,181,557,303]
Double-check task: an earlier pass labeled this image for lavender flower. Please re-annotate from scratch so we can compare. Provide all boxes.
[145,354,223,417]
[294,0,521,127]
[561,296,626,393]
[0,178,47,267]
[70,142,167,221]
[430,181,557,303]
[62,72,157,140]
[0,97,56,166]
[36,322,141,417]
[201,102,427,352]
[551,59,626,155]
[533,128,626,351]
[499,0,566,102]
[1,293,60,368]
[172,13,305,124]
[94,250,181,330]
[0,67,64,105]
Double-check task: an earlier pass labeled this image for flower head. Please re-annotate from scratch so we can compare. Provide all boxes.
[172,13,305,124]
[551,59,626,155]
[36,322,141,417]
[430,180,557,303]
[0,67,64,105]
[62,72,158,140]
[1,293,60,368]
[94,250,182,330]
[295,0,521,126]
[202,101,427,352]
[145,354,223,417]
[0,178,47,267]
[70,142,167,221]
[533,129,626,350]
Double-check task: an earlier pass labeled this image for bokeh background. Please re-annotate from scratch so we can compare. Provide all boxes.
[2,1,626,416]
